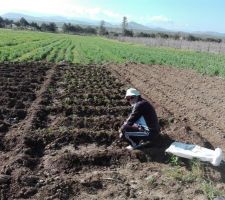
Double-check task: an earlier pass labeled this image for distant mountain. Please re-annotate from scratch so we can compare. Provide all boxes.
[0,12,163,31]
[1,12,101,26]
[1,12,161,31]
[2,12,40,21]
[128,21,151,30]
[1,12,225,38]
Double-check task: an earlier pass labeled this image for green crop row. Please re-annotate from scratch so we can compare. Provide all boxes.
[0,36,59,61]
[0,29,225,78]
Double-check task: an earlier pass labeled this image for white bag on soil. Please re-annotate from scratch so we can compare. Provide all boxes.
[165,142,223,166]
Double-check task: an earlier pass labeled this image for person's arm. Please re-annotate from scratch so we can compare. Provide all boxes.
[123,103,143,127]
[119,104,142,137]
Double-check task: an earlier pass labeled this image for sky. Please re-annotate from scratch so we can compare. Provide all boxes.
[0,0,225,33]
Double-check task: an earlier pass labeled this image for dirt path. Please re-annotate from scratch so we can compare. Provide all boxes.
[109,63,225,152]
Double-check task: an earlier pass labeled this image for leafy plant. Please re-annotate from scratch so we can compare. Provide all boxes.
[1,29,225,78]
[201,180,224,200]
[168,154,181,166]
[164,158,204,184]
[164,158,225,199]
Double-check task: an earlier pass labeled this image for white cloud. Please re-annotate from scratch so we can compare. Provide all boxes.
[0,0,123,21]
[148,15,172,23]
[138,15,173,24]
[136,15,192,31]
[66,6,102,18]
[102,10,122,20]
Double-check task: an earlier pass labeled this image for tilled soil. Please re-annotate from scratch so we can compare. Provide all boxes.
[109,63,225,152]
[0,62,224,200]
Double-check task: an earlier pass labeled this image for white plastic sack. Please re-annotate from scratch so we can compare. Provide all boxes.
[165,142,223,166]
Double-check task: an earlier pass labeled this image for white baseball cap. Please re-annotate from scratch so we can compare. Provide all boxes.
[125,88,140,98]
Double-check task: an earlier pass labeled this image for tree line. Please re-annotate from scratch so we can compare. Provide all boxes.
[0,16,222,43]
[134,32,222,43]
[62,23,97,34]
[0,17,97,34]
[0,16,57,32]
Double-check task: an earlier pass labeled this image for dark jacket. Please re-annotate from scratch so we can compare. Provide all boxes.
[124,97,160,134]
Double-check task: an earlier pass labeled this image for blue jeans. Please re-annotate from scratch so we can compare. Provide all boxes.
[121,124,157,147]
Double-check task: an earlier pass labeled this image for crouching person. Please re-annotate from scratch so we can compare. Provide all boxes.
[119,88,160,150]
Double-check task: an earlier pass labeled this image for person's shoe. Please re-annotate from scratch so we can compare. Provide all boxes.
[126,142,149,150]
[125,145,135,150]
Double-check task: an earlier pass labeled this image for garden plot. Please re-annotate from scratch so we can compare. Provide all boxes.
[0,63,224,200]
[0,62,51,134]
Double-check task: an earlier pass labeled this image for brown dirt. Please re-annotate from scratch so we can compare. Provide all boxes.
[0,62,224,200]
[108,63,225,151]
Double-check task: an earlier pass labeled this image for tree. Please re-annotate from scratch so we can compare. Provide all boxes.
[40,22,57,32]
[74,25,83,33]
[121,17,133,37]
[0,17,4,28]
[62,23,82,33]
[157,32,169,39]
[124,29,133,37]
[173,33,181,40]
[40,23,48,31]
[85,26,97,34]
[62,23,69,33]
[30,22,40,30]
[186,34,201,41]
[19,17,29,27]
[205,37,222,43]
[48,22,57,32]
[4,18,13,26]
[122,16,128,36]
[99,20,107,35]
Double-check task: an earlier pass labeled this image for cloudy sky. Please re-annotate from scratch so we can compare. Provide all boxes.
[0,0,225,33]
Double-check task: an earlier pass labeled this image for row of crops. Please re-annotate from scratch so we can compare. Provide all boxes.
[1,29,225,77]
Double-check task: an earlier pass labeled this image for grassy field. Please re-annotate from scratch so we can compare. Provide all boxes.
[1,28,225,77]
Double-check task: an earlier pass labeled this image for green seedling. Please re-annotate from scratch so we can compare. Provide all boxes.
[201,180,225,200]
[168,154,181,166]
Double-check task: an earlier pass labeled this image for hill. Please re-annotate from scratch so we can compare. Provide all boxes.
[1,12,171,32]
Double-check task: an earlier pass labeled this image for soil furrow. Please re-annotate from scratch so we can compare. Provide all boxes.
[1,62,224,200]
[109,63,225,152]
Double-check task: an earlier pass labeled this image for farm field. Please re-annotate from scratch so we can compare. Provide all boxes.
[0,29,225,199]
[0,62,224,199]
[1,29,225,77]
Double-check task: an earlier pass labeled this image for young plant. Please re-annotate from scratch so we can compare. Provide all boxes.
[168,154,181,166]
[164,158,204,184]
[201,180,224,200]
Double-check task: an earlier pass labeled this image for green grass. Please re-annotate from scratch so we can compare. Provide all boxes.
[1,28,225,77]
[164,159,225,200]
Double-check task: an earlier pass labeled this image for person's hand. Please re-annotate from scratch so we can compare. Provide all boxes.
[133,123,139,128]
[119,128,123,138]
